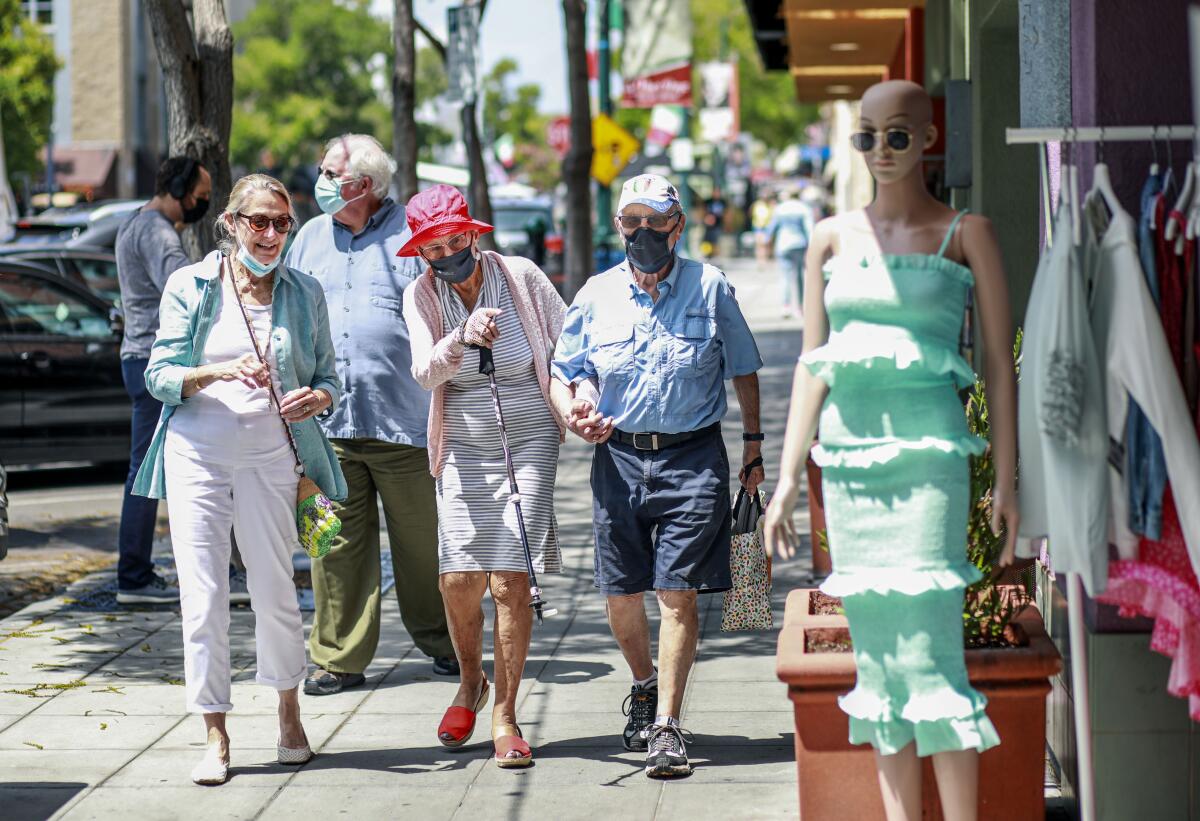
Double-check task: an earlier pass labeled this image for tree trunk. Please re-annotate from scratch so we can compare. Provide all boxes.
[461,100,495,251]
[392,0,419,204]
[561,0,593,300]
[144,0,233,259]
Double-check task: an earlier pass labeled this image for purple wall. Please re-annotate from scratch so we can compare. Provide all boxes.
[1070,0,1193,213]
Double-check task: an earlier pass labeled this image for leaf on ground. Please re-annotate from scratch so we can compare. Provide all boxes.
[91,686,124,695]
[60,598,78,605]
[102,616,118,623]
[160,676,184,686]
[32,662,68,670]
[22,741,43,750]
[140,644,151,653]
[99,723,107,730]
[51,636,71,645]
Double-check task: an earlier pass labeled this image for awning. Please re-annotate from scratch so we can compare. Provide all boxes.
[40,146,118,195]
[745,1,925,103]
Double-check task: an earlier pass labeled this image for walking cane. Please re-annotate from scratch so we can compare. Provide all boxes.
[475,345,556,624]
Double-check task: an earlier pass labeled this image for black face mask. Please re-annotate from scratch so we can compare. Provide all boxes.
[181,197,210,224]
[624,226,676,274]
[427,245,477,284]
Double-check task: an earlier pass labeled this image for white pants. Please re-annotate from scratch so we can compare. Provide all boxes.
[164,431,306,713]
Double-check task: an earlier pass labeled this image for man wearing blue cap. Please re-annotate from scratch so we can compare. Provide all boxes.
[552,174,764,778]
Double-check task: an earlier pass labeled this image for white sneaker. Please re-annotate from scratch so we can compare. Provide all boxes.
[229,569,251,606]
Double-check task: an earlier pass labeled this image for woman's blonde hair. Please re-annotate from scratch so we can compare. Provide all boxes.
[215,173,295,255]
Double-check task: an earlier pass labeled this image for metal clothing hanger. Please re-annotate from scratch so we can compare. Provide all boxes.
[1089,128,1121,219]
[1165,130,1195,246]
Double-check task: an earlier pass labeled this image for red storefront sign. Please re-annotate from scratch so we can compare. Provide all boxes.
[621,63,692,109]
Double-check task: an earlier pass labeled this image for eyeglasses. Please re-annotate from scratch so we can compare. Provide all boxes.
[420,233,472,258]
[316,165,361,184]
[237,212,294,234]
[615,211,681,232]
[850,128,914,154]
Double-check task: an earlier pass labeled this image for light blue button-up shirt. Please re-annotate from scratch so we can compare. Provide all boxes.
[552,255,762,434]
[285,198,429,447]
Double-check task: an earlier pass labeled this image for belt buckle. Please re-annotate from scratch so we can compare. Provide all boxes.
[632,432,660,451]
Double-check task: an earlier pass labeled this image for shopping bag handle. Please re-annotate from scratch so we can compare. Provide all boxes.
[738,456,764,483]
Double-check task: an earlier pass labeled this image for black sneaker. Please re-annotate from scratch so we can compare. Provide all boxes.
[644,722,694,779]
[621,682,658,752]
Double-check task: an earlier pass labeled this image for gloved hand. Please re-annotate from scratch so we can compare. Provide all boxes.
[460,307,503,348]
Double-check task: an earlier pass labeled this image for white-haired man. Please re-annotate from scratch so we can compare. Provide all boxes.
[285,134,455,694]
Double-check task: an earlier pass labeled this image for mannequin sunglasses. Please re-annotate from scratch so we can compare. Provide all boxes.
[850,128,914,153]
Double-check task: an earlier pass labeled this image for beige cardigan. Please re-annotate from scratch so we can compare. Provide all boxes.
[403,251,568,478]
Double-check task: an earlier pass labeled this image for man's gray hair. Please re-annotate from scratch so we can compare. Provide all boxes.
[324,134,396,199]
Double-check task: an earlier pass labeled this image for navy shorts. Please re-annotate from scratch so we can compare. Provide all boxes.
[591,424,732,595]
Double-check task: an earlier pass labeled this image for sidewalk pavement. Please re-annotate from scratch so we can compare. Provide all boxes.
[0,257,813,821]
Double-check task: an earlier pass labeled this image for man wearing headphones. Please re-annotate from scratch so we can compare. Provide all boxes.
[115,156,213,604]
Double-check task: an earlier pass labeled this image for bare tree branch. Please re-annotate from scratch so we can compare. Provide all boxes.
[413,18,446,61]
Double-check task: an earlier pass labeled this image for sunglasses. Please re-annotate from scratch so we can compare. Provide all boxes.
[850,128,914,153]
[237,212,295,234]
[616,211,681,231]
[316,165,361,184]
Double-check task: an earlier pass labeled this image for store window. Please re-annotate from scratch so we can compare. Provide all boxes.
[19,0,53,26]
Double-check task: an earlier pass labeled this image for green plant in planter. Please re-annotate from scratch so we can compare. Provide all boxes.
[963,331,1034,646]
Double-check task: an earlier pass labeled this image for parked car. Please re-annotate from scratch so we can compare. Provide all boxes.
[0,245,120,308]
[0,259,130,467]
[491,197,564,289]
[13,199,145,250]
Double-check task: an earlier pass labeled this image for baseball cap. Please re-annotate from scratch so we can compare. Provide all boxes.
[617,174,681,214]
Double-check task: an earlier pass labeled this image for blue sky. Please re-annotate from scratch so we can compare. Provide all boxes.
[370,0,571,114]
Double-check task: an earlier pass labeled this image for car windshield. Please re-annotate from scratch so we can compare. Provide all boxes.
[493,208,550,232]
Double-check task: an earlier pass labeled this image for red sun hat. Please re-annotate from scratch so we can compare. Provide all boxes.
[396,184,493,257]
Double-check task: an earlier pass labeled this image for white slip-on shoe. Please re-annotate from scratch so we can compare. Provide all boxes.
[277,742,313,765]
[191,734,230,786]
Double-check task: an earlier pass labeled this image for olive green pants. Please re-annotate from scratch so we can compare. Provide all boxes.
[309,439,453,673]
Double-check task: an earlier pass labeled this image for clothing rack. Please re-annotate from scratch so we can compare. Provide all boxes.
[1006,125,1197,144]
[1002,123,1199,821]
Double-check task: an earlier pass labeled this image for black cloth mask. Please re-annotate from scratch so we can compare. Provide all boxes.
[181,197,210,224]
[427,245,477,284]
[624,225,676,274]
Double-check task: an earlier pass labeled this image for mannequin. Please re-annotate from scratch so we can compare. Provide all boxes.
[764,80,1019,821]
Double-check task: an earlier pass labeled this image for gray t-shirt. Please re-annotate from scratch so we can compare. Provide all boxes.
[115,208,193,359]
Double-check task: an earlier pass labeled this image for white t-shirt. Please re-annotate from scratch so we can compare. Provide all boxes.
[168,274,290,462]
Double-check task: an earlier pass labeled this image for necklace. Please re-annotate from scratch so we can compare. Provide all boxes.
[234,265,273,300]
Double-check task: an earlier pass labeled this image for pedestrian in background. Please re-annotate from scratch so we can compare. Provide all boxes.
[767,187,815,319]
[113,156,236,605]
[285,134,456,695]
[750,189,777,268]
[133,173,346,784]
[552,174,765,779]
[403,184,568,769]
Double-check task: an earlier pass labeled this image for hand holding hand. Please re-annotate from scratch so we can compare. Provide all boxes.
[566,400,614,445]
[462,307,503,348]
[279,387,329,423]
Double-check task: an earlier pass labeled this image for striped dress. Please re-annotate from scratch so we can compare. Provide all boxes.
[435,257,562,575]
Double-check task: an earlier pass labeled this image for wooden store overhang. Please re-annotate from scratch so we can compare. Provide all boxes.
[744,1,926,103]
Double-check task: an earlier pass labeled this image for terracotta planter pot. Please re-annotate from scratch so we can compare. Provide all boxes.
[776,588,1062,820]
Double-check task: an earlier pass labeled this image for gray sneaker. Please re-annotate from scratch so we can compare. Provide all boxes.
[645,722,694,779]
[116,575,180,605]
[229,569,251,605]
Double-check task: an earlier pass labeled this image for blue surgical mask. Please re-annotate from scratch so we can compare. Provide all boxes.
[236,245,280,278]
[314,174,366,216]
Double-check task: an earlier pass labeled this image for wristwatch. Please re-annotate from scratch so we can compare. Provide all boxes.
[742,432,765,442]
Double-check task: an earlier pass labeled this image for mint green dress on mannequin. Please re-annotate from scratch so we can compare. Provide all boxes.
[801,211,1000,756]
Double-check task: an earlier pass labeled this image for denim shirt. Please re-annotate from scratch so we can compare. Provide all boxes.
[284,199,429,447]
[1125,172,1167,539]
[552,255,762,434]
[132,251,348,501]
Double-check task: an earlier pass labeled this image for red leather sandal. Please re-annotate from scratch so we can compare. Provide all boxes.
[493,724,532,769]
[437,679,490,748]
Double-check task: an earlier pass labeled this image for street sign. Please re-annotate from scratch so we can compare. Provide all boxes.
[591,113,640,186]
[668,137,694,173]
[446,5,479,104]
[547,116,572,156]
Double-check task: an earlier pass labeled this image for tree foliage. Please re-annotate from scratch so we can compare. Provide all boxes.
[481,58,558,191]
[689,0,818,152]
[0,0,58,182]
[231,0,393,170]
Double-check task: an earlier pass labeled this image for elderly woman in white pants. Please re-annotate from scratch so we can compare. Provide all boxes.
[134,173,346,784]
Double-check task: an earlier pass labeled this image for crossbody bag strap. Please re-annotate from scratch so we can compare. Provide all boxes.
[225,256,305,473]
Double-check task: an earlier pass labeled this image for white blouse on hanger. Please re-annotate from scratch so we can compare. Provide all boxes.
[1083,193,1200,568]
